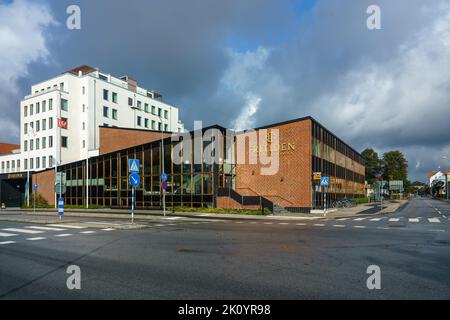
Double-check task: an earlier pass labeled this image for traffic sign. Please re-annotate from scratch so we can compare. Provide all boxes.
[161,172,167,182]
[129,173,140,187]
[33,183,38,193]
[54,183,67,194]
[313,172,322,180]
[129,159,140,173]
[320,176,329,187]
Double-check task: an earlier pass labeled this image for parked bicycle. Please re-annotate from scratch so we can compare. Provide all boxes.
[331,198,356,208]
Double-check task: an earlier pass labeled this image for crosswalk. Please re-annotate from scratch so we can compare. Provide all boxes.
[0,223,117,246]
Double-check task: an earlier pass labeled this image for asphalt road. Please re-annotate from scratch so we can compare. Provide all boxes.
[0,197,449,299]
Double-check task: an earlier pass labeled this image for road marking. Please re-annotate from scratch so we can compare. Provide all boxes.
[388,218,400,222]
[0,232,17,237]
[337,218,349,221]
[428,218,440,223]
[263,222,273,225]
[55,234,72,237]
[163,217,182,220]
[313,224,325,227]
[353,218,366,221]
[249,222,258,224]
[438,211,442,214]
[2,228,43,234]
[377,227,390,230]
[235,222,244,224]
[332,225,345,228]
[296,223,307,226]
[102,228,115,231]
[26,226,66,231]
[26,237,46,241]
[430,229,445,233]
[0,241,16,245]
[279,223,289,225]
[370,218,382,221]
[47,224,86,229]
[354,226,366,229]
[409,218,420,223]
[79,231,96,234]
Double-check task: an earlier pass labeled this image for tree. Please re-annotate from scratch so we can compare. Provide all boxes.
[361,148,382,183]
[382,151,408,182]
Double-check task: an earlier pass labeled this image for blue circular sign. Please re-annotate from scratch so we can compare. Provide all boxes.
[161,172,167,182]
[129,173,141,187]
[33,183,38,192]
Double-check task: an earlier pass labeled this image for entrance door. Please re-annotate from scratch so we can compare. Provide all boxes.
[1,179,26,208]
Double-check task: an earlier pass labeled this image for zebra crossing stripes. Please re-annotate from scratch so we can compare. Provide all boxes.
[26,226,66,231]
[0,241,16,245]
[46,224,86,229]
[2,228,43,234]
[428,218,440,223]
[388,218,400,222]
[409,218,420,223]
[0,232,16,237]
[26,237,46,241]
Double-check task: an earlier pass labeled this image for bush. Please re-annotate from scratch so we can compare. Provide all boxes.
[171,206,270,216]
[24,193,52,208]
[352,198,369,204]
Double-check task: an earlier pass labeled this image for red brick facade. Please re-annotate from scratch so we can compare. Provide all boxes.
[32,169,55,206]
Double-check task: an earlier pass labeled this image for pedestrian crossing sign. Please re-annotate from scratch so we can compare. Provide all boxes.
[320,176,329,187]
[129,159,140,173]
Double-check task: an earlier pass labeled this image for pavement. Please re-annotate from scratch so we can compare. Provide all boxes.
[0,196,449,299]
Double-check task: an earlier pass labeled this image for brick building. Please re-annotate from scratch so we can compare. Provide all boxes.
[3,116,365,213]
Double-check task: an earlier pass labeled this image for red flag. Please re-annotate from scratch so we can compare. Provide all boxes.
[57,118,68,129]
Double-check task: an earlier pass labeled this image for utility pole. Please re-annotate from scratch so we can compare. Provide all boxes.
[160,115,166,217]
[443,156,449,201]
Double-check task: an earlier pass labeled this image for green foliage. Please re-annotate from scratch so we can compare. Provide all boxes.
[382,150,408,183]
[352,198,369,204]
[361,148,382,183]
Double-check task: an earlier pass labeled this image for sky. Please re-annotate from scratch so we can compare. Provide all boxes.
[0,0,449,182]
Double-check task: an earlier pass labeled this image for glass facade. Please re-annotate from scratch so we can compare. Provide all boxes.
[61,129,227,209]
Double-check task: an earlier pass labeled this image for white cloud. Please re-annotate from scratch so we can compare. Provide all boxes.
[0,0,55,141]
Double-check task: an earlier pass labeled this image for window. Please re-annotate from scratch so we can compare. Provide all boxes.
[137,101,142,110]
[61,99,68,111]
[151,105,156,114]
[103,89,109,100]
[164,124,168,131]
[158,108,162,117]
[137,116,142,126]
[83,140,86,148]
[30,158,34,170]
[144,103,149,113]
[128,97,133,106]
[36,120,40,132]
[82,104,85,112]
[145,118,149,128]
[24,105,28,117]
[49,117,53,129]
[99,74,107,81]
[24,159,28,170]
[49,99,53,110]
[36,102,40,114]
[112,109,118,120]
[49,136,53,148]
[24,123,28,135]
[82,122,85,130]
[42,100,46,112]
[164,110,168,119]
[49,156,53,167]
[60,82,65,91]
[152,120,156,130]
[61,136,68,148]
[36,138,40,150]
[24,140,28,152]
[36,157,40,169]
[30,104,34,116]
[158,122,162,131]
[42,156,46,168]
[17,160,20,170]
[61,117,68,129]
[42,119,46,130]
[42,137,46,149]
[30,139,34,151]
[103,106,109,118]
[112,92,117,103]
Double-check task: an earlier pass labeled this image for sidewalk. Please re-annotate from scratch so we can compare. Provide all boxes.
[0,199,408,223]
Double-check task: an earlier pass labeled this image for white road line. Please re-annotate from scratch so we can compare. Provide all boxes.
[102,228,115,231]
[55,234,73,237]
[438,211,442,214]
[388,218,400,222]
[279,223,289,225]
[163,217,182,220]
[26,237,46,241]
[47,224,86,229]
[409,218,420,223]
[263,222,273,225]
[79,231,96,234]
[428,218,440,223]
[353,218,366,221]
[430,229,445,233]
[333,225,345,228]
[377,227,390,230]
[26,226,66,231]
[0,241,16,245]
[337,218,349,221]
[249,222,258,224]
[353,226,366,229]
[2,228,43,234]
[235,222,244,224]
[313,224,325,227]
[296,223,307,226]
[0,232,17,237]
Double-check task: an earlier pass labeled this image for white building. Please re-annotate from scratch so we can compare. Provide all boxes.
[0,65,184,175]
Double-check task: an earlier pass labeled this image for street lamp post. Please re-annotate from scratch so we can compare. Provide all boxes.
[443,156,449,201]
[159,116,166,217]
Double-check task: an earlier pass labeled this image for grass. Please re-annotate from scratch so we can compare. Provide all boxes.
[351,198,369,204]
